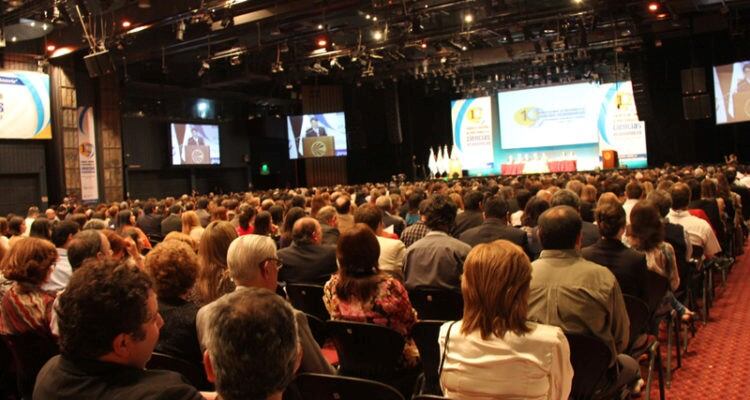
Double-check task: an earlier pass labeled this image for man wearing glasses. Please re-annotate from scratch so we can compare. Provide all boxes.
[196,234,335,375]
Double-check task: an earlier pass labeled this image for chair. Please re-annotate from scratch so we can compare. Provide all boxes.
[1,331,59,399]
[408,288,463,321]
[411,320,446,396]
[646,271,682,388]
[294,373,404,400]
[623,294,665,400]
[286,284,330,321]
[147,352,212,390]
[564,333,623,400]
[326,320,405,379]
[305,313,329,348]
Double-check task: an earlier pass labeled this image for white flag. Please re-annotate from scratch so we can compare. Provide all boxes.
[428,148,438,176]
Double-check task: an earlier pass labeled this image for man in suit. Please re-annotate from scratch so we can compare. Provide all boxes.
[582,202,649,304]
[453,191,484,237]
[277,217,337,286]
[459,196,529,255]
[160,204,182,236]
[355,204,406,281]
[376,195,406,237]
[136,201,162,237]
[186,127,206,145]
[550,189,599,247]
[315,206,340,246]
[195,198,211,228]
[304,117,327,137]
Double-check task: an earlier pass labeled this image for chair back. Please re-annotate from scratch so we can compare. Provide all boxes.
[1,331,59,397]
[411,320,446,395]
[326,320,405,379]
[408,288,463,321]
[305,313,329,347]
[564,333,612,400]
[286,284,330,321]
[147,352,212,390]
[622,294,650,352]
[646,271,670,315]
[294,372,405,400]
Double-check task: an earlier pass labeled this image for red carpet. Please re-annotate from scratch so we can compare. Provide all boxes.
[648,246,750,399]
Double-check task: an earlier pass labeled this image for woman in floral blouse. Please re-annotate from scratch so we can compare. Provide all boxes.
[323,223,419,367]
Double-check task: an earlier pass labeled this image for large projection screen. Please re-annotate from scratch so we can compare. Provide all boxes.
[0,70,51,139]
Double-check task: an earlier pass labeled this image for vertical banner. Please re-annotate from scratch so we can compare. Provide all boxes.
[596,82,648,168]
[77,107,99,202]
[0,71,52,139]
[451,96,494,171]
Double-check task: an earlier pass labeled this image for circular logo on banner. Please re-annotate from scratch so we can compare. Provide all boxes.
[311,140,327,157]
[191,148,205,163]
[79,142,95,158]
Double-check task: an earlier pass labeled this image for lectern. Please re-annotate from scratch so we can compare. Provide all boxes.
[185,145,211,164]
[602,150,619,169]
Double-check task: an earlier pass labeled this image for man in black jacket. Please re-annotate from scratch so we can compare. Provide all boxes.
[277,217,337,286]
[582,202,649,304]
[136,202,162,237]
[459,196,529,255]
[160,204,182,236]
[453,191,484,237]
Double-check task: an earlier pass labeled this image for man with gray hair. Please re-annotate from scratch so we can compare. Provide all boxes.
[376,195,406,237]
[203,288,301,400]
[196,234,334,375]
[277,217,337,286]
[315,205,340,246]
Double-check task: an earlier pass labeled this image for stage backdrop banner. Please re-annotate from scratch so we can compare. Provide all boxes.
[78,107,99,202]
[0,70,52,139]
[451,96,495,170]
[596,82,648,168]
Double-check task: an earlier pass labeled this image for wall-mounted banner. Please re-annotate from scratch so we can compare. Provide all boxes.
[451,96,495,170]
[0,70,52,139]
[78,107,99,202]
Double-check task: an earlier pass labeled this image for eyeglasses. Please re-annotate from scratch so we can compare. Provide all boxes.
[259,257,283,271]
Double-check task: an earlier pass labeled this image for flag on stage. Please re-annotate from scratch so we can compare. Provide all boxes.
[428,147,438,177]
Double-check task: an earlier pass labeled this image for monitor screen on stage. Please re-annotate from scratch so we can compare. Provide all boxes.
[286,112,347,159]
[497,83,601,150]
[0,70,52,139]
[170,123,220,165]
[714,60,750,125]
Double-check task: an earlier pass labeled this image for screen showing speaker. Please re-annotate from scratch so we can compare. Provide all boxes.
[170,123,220,165]
[286,112,347,159]
[714,60,750,125]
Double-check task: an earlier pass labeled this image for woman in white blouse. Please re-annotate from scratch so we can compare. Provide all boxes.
[439,240,573,400]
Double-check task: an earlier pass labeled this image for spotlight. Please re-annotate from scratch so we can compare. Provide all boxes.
[372,30,383,40]
[317,24,324,30]
[372,16,378,21]
[365,14,371,19]
[648,2,660,12]
[176,20,186,41]
[230,55,241,66]
[198,60,210,77]
[315,35,329,48]
[46,44,56,52]
[122,20,131,28]
[420,42,427,49]
[464,13,474,23]
[11,36,17,42]
[461,45,467,51]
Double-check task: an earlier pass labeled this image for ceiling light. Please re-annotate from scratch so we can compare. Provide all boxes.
[365,14,371,19]
[316,37,327,47]
[122,20,131,28]
[138,0,151,8]
[176,20,186,41]
[11,36,17,42]
[440,56,447,63]
[372,16,378,21]
[46,44,56,52]
[573,0,583,3]
[317,24,323,30]
[420,42,427,49]
[464,13,474,23]
[648,2,660,12]
[656,12,668,19]
[372,30,383,40]
[461,45,467,51]
[42,23,48,31]
[29,21,35,27]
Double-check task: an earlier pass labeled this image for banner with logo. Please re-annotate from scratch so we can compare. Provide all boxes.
[451,96,494,170]
[78,107,99,202]
[0,70,52,139]
[596,81,648,168]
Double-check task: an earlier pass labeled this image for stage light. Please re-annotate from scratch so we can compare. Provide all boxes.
[440,56,447,63]
[317,24,323,30]
[648,2,660,12]
[176,20,186,41]
[464,13,474,23]
[122,20,131,28]
[316,37,327,47]
[46,44,56,52]
[42,23,48,30]
[372,16,378,21]
[657,12,668,19]
[372,30,383,40]
[420,42,427,49]
[11,36,17,42]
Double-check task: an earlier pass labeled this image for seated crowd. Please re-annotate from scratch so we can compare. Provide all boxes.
[0,162,746,400]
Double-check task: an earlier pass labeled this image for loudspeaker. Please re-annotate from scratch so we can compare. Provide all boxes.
[682,94,712,120]
[384,84,403,144]
[681,67,707,95]
[83,50,115,78]
[629,54,653,121]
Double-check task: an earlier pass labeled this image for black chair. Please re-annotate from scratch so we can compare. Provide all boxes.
[564,333,623,400]
[1,331,59,399]
[286,284,330,321]
[326,320,405,379]
[147,352,212,390]
[623,294,665,400]
[646,271,682,387]
[411,320,446,396]
[305,313,329,348]
[408,288,463,321]
[294,372,404,400]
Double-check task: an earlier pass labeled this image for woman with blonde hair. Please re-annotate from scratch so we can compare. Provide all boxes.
[181,211,204,244]
[191,221,237,305]
[438,240,572,399]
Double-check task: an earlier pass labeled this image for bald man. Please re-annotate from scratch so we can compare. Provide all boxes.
[277,217,338,286]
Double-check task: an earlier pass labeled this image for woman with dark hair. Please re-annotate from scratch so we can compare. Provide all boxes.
[0,217,8,251]
[191,221,237,305]
[253,211,273,237]
[7,216,26,248]
[268,205,284,228]
[29,217,52,241]
[115,209,151,250]
[323,223,419,367]
[102,229,143,268]
[236,206,256,236]
[628,201,694,321]
[278,207,306,249]
[521,197,549,259]
[439,240,572,399]
[0,237,58,336]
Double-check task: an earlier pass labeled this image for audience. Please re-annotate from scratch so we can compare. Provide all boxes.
[315,206,340,245]
[192,221,237,305]
[439,240,573,399]
[400,199,431,248]
[354,204,406,281]
[376,195,406,237]
[277,217,337,286]
[324,224,419,367]
[668,183,721,259]
[453,191,484,237]
[42,221,80,293]
[29,217,52,241]
[458,196,529,254]
[160,204,183,236]
[181,211,205,245]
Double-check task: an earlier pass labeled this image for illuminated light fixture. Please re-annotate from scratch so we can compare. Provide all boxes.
[316,37,327,48]
[372,16,378,21]
[126,24,151,34]
[461,45,467,51]
[29,21,35,27]
[372,30,383,40]
[656,12,668,19]
[464,13,474,23]
[138,0,151,8]
[648,2,660,12]
[420,42,427,49]
[11,36,17,42]
[365,14,371,19]
[573,0,583,3]
[317,24,323,30]
[122,20,131,28]
[42,23,48,30]
[198,60,210,77]
[46,44,56,52]
[230,55,241,66]
[176,20,186,40]
[50,46,74,58]
[440,56,447,63]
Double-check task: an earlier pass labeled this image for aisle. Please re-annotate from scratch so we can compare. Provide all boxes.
[648,247,750,399]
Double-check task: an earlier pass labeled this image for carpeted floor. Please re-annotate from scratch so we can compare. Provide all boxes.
[648,247,750,399]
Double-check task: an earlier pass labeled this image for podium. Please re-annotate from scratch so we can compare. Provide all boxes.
[602,150,619,169]
[185,145,211,164]
[302,136,335,157]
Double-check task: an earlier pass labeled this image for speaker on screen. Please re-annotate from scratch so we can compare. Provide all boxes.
[629,54,653,121]
[384,84,403,145]
[83,50,115,78]
[682,94,712,120]
[681,67,707,95]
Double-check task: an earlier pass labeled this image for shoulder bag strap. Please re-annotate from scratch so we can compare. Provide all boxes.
[438,320,459,378]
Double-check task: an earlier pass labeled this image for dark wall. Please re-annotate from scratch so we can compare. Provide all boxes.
[0,142,48,215]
